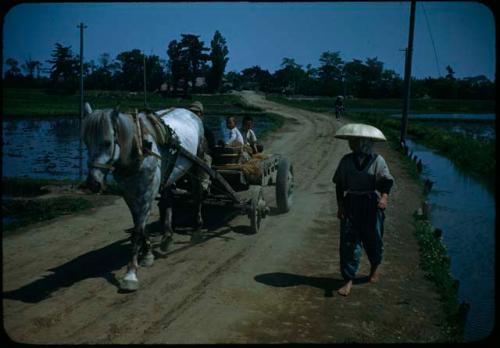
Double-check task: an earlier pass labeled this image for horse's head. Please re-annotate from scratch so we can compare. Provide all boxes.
[82,103,121,193]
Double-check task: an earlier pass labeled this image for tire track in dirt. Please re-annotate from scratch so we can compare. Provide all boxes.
[3,92,446,343]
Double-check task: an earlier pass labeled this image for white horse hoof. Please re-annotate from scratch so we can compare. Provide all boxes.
[119,278,139,291]
[139,253,154,267]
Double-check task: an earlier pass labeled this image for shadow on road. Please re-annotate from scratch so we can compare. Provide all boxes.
[254,272,370,297]
[4,205,253,303]
[3,238,130,303]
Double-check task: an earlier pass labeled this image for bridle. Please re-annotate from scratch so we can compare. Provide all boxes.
[88,116,120,172]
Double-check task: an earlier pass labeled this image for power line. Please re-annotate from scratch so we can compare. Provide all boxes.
[421,2,441,77]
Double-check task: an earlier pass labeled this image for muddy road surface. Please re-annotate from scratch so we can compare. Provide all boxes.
[3,91,447,343]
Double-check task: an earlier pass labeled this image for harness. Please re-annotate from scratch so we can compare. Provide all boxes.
[89,109,180,182]
[88,120,119,172]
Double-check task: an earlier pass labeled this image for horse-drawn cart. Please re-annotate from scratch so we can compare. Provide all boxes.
[173,145,294,234]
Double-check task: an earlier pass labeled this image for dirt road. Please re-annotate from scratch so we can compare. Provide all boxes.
[3,91,447,343]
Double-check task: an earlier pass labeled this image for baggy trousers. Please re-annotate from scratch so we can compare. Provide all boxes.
[339,193,385,281]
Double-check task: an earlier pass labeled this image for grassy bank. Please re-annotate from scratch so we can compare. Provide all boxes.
[2,177,125,232]
[394,142,464,341]
[2,88,262,117]
[2,196,94,232]
[412,215,464,341]
[266,95,495,114]
[347,112,495,190]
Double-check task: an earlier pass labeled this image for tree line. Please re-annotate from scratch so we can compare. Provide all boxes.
[3,31,495,100]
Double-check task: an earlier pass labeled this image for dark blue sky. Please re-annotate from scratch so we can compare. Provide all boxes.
[3,2,496,79]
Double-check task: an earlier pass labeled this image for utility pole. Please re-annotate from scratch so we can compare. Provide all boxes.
[143,52,147,108]
[78,22,87,181]
[400,0,416,145]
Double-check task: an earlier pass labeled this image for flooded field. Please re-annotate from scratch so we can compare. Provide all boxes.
[2,114,277,180]
[391,113,495,139]
[406,138,495,342]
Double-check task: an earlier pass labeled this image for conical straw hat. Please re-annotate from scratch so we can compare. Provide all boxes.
[334,123,387,141]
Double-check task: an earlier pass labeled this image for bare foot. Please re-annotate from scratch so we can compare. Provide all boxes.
[369,266,380,283]
[337,280,353,296]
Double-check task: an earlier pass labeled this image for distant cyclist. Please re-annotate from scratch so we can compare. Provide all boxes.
[335,95,345,120]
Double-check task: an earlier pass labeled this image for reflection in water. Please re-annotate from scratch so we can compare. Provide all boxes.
[389,114,495,140]
[2,115,276,180]
[406,139,495,342]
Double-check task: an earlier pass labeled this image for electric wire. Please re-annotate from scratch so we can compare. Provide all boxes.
[421,2,442,77]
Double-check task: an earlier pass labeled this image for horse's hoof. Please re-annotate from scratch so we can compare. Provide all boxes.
[119,278,139,292]
[139,253,154,267]
[160,236,173,252]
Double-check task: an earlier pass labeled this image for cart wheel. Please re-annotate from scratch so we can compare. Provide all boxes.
[276,157,294,213]
[249,187,264,234]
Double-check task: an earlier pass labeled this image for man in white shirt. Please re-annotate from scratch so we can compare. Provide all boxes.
[225,116,244,146]
[241,115,258,153]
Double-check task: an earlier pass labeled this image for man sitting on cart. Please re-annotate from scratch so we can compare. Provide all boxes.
[188,101,214,192]
[224,115,244,147]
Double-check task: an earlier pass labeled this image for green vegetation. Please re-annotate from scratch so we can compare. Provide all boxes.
[266,95,495,114]
[2,88,262,117]
[348,112,495,190]
[2,196,94,232]
[412,215,463,341]
[267,95,495,189]
[3,177,55,197]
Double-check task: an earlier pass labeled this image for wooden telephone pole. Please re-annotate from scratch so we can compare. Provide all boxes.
[78,22,87,181]
[143,52,147,108]
[400,0,416,145]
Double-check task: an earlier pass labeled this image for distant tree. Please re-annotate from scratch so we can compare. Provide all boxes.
[241,65,273,91]
[318,51,344,96]
[445,65,455,80]
[46,43,79,93]
[145,54,165,92]
[364,57,384,97]
[115,49,145,91]
[224,71,243,90]
[274,57,306,94]
[5,58,22,78]
[113,49,164,92]
[21,58,42,79]
[4,58,24,87]
[85,53,115,90]
[343,59,367,97]
[167,39,188,96]
[207,30,229,92]
[179,34,210,93]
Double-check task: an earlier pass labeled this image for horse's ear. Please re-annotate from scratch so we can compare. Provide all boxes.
[84,102,92,116]
[111,107,120,121]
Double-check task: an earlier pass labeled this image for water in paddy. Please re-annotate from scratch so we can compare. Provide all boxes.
[390,113,495,140]
[405,138,495,342]
[2,115,277,180]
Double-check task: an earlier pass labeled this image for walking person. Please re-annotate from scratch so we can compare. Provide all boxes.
[334,95,344,120]
[332,123,394,296]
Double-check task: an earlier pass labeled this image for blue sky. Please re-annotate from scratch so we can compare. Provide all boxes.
[2,2,496,80]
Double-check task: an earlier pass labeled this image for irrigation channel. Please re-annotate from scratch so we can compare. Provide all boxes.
[404,113,495,342]
[2,114,278,180]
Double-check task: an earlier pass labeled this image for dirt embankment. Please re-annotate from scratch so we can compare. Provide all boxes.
[3,91,447,343]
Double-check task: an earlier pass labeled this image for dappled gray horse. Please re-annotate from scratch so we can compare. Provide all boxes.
[82,103,207,291]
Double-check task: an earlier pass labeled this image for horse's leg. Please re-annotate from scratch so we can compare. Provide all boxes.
[120,202,144,291]
[121,168,160,290]
[190,168,204,244]
[158,186,174,252]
